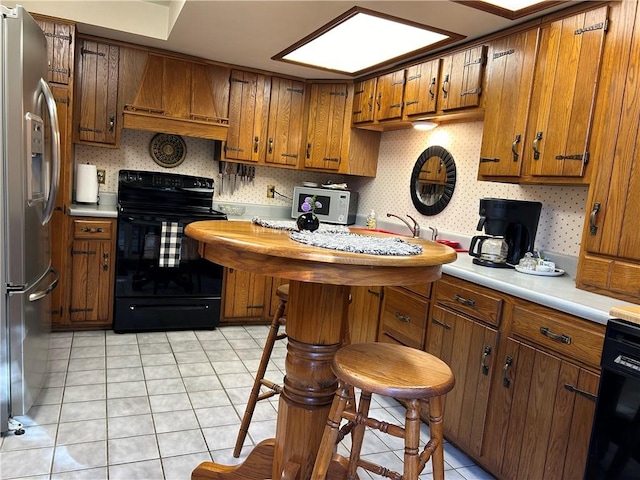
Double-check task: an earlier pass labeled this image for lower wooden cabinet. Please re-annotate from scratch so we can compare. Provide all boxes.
[221,268,273,324]
[347,286,383,344]
[482,338,599,480]
[378,286,428,349]
[67,218,116,329]
[426,304,498,457]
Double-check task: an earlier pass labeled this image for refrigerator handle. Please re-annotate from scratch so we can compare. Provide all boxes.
[28,268,59,302]
[40,78,60,225]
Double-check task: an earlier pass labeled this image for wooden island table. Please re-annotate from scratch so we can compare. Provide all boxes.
[185,221,457,480]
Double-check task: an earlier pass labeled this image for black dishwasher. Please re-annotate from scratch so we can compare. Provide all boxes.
[586,318,640,479]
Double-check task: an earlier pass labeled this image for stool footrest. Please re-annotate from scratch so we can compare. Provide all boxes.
[356,458,403,480]
[419,438,439,471]
[342,410,405,439]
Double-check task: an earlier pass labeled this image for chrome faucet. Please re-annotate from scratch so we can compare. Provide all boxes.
[386,213,421,238]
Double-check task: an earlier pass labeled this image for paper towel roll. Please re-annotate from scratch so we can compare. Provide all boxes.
[76,163,99,203]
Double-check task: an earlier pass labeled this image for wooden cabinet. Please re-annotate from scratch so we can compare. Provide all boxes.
[576,1,640,302]
[351,78,376,124]
[34,16,74,85]
[483,338,599,480]
[221,268,272,324]
[347,286,383,344]
[402,59,440,119]
[438,45,486,112]
[478,29,538,178]
[374,69,405,122]
[480,6,609,184]
[378,285,430,349]
[67,218,116,329]
[305,82,381,177]
[225,73,305,167]
[426,278,500,457]
[74,38,119,146]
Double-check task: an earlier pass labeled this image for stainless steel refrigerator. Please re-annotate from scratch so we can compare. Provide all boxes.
[1,4,60,436]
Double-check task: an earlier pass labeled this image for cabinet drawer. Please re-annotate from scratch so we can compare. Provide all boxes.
[511,304,605,367]
[73,219,113,239]
[378,287,428,349]
[402,282,432,299]
[435,277,503,326]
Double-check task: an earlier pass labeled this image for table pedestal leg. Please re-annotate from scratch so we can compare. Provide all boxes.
[191,281,350,480]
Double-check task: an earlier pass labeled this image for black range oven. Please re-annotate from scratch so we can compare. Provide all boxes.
[113,170,227,333]
[586,318,640,478]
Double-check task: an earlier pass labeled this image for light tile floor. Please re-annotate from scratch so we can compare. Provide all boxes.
[0,326,495,480]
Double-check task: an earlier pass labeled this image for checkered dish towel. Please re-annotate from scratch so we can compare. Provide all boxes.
[159,221,183,267]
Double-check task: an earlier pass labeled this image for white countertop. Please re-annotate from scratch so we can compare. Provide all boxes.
[67,199,634,325]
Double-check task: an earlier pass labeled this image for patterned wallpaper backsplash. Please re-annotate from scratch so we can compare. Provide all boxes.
[75,124,589,257]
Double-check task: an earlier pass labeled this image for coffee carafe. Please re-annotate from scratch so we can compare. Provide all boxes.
[470,198,542,268]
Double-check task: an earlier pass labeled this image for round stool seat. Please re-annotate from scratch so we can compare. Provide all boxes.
[275,284,289,301]
[332,343,454,400]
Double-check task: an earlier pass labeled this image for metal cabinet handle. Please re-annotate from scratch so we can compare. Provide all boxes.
[481,345,492,376]
[442,74,450,98]
[306,143,311,159]
[455,294,475,307]
[395,312,410,323]
[82,227,104,233]
[589,203,601,235]
[366,288,381,298]
[540,327,571,344]
[102,252,109,271]
[502,356,513,388]
[429,77,436,100]
[268,137,273,154]
[431,318,452,330]
[533,131,543,160]
[108,115,115,133]
[564,384,596,402]
[254,136,259,153]
[512,134,521,161]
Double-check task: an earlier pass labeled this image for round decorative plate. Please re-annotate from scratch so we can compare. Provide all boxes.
[149,134,187,168]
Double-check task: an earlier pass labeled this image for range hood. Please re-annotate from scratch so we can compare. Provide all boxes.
[123,53,230,141]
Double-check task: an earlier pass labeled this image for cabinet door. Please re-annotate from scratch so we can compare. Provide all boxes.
[347,286,382,344]
[483,338,598,480]
[223,268,271,320]
[527,6,608,177]
[478,29,538,178]
[426,305,497,457]
[374,70,405,121]
[35,18,73,85]
[75,40,119,145]
[352,78,376,124]
[225,70,271,162]
[69,238,114,327]
[50,86,71,327]
[265,77,305,167]
[439,45,486,111]
[304,83,348,171]
[403,59,440,118]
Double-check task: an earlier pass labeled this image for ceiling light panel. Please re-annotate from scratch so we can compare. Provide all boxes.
[274,7,464,76]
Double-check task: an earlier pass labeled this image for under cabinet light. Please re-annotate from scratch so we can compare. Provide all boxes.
[412,121,438,131]
[273,7,463,76]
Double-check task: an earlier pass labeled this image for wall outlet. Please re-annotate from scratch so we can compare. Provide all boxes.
[267,185,275,198]
[97,169,106,184]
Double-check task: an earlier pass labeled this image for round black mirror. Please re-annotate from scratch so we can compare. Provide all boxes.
[410,145,456,216]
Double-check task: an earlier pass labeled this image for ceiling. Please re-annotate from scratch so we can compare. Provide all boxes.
[16,0,578,80]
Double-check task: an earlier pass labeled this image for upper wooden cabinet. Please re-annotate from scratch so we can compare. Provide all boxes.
[225,70,271,162]
[305,83,349,171]
[305,83,381,176]
[402,59,440,119]
[225,72,305,167]
[374,69,405,122]
[351,78,376,124]
[34,16,74,85]
[480,6,609,184]
[438,45,486,112]
[478,29,538,178]
[576,1,640,302]
[123,53,230,141]
[74,39,119,147]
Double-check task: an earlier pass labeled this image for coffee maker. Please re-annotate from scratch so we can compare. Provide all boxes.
[469,198,542,268]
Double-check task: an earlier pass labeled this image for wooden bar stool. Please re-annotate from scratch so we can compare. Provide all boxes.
[311,343,455,480]
[233,284,289,458]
